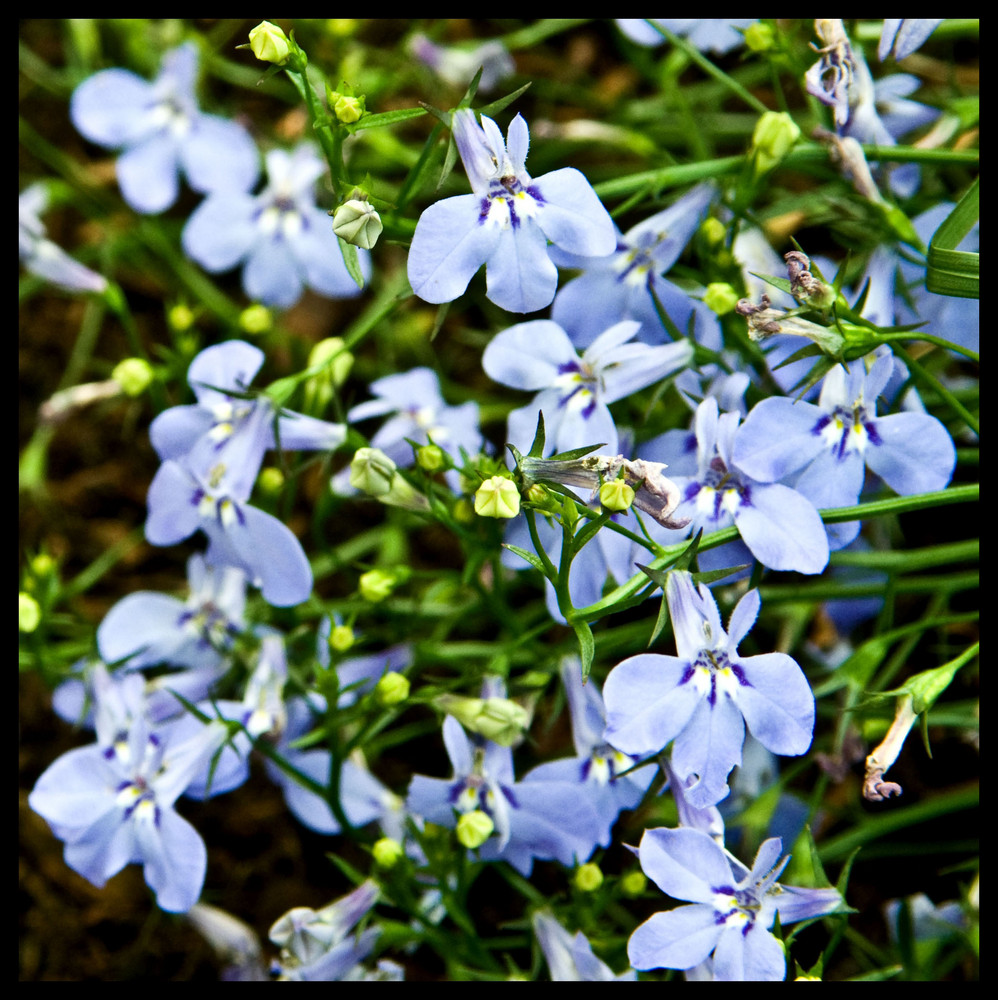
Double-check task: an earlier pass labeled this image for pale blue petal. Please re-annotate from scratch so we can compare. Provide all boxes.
[62,810,137,887]
[638,827,732,905]
[96,592,185,666]
[866,412,955,495]
[71,68,156,147]
[603,653,702,757]
[535,167,615,257]
[712,922,785,981]
[29,745,120,833]
[136,807,207,912]
[145,461,200,546]
[408,195,499,303]
[181,115,259,196]
[734,652,815,756]
[291,206,368,299]
[149,405,214,461]
[485,220,558,313]
[243,237,305,308]
[732,397,826,482]
[735,482,829,574]
[181,194,259,272]
[482,320,578,389]
[671,693,745,807]
[628,906,721,971]
[116,133,181,214]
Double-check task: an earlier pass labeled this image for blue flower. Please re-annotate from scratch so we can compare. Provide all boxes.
[28,665,227,912]
[550,184,721,349]
[19,183,108,294]
[407,109,615,313]
[641,398,830,575]
[483,318,692,456]
[533,911,637,981]
[96,553,246,673]
[521,658,653,847]
[182,145,370,308]
[407,681,603,876]
[603,570,815,808]
[145,445,313,608]
[150,340,346,482]
[71,43,259,214]
[628,827,842,980]
[732,352,956,518]
[615,19,755,54]
[409,34,515,92]
[878,19,943,62]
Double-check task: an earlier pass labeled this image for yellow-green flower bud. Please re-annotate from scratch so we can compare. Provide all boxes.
[329,623,355,652]
[372,836,405,868]
[19,592,41,633]
[257,467,285,496]
[30,553,56,578]
[331,199,382,250]
[239,304,272,334]
[456,809,494,849]
[474,476,520,519]
[333,94,364,124]
[703,282,741,316]
[350,447,396,497]
[248,21,291,65]
[620,870,647,897]
[168,303,195,332]
[452,498,476,524]
[375,672,410,707]
[359,568,397,603]
[112,358,154,397]
[752,111,801,175]
[744,21,775,52]
[416,444,445,472]
[308,337,353,388]
[599,479,635,512]
[437,694,530,747]
[574,862,603,893]
[699,216,727,247]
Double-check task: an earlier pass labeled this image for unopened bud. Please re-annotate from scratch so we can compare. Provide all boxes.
[744,21,776,51]
[574,863,603,892]
[350,447,396,496]
[19,592,41,633]
[599,479,635,512]
[359,569,397,603]
[331,199,382,250]
[372,837,405,868]
[703,282,740,316]
[375,672,410,707]
[333,94,365,124]
[416,444,445,472]
[752,111,801,174]
[620,870,647,897]
[248,21,291,65]
[168,303,195,332]
[456,810,494,849]
[329,623,355,652]
[437,694,529,747]
[474,476,520,519]
[309,337,353,388]
[239,304,272,334]
[257,467,285,496]
[112,357,154,397]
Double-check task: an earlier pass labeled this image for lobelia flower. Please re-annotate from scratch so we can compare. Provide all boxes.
[28,665,228,912]
[150,340,346,481]
[182,144,370,309]
[603,571,815,808]
[483,318,692,456]
[406,680,604,876]
[533,911,637,981]
[520,658,654,848]
[269,880,397,981]
[407,109,616,313]
[640,398,830,575]
[628,827,843,981]
[550,184,721,349]
[145,427,313,607]
[409,33,515,92]
[615,19,755,54]
[19,183,108,294]
[71,42,259,215]
[96,553,246,673]
[878,19,943,62]
[732,351,956,539]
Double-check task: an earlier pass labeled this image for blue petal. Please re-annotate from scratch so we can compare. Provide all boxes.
[485,221,558,314]
[482,320,578,389]
[408,195,499,303]
[136,807,207,912]
[116,132,182,214]
[734,651,815,756]
[734,482,829,574]
[628,906,721,971]
[70,68,157,147]
[181,193,260,272]
[181,114,259,196]
[534,167,616,257]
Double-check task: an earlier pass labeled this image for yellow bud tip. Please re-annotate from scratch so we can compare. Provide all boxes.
[474,476,520,518]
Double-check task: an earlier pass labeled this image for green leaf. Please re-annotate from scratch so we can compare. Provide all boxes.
[501,543,552,578]
[476,81,533,119]
[527,411,546,458]
[571,618,595,682]
[926,177,979,299]
[347,106,428,131]
[337,237,365,289]
[549,441,606,462]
